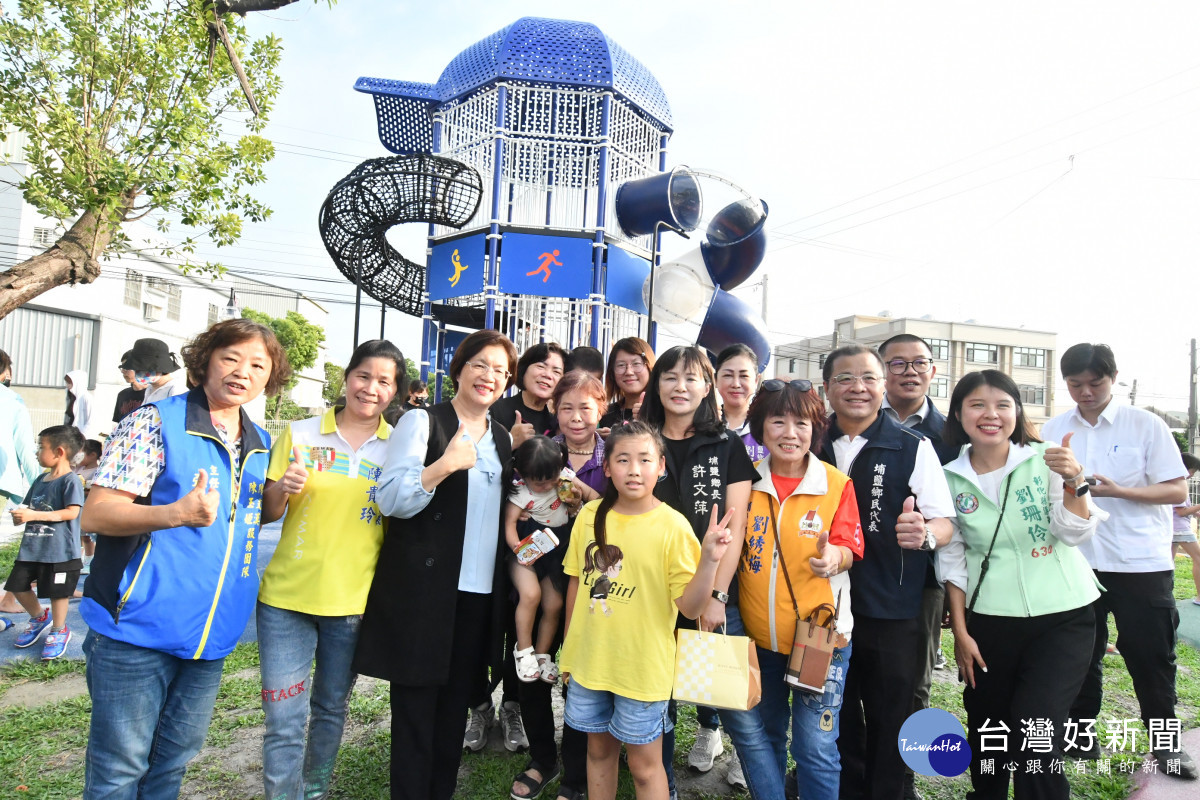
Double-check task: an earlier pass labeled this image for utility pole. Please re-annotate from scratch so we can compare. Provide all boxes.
[1189,338,1197,454]
[1129,378,1138,406]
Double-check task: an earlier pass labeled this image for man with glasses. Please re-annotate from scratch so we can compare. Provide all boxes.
[817,345,955,800]
[878,334,956,800]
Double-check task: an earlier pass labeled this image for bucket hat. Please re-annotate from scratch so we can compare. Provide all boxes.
[121,339,180,374]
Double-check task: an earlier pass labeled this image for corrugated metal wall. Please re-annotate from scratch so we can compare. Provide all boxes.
[0,305,99,388]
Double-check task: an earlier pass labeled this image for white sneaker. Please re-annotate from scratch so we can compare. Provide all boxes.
[500,700,528,752]
[463,701,493,752]
[726,757,747,788]
[688,727,724,772]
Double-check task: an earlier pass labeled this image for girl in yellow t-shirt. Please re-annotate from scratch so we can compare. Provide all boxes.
[560,422,733,800]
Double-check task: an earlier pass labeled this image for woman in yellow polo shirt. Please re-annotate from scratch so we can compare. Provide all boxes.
[256,339,406,800]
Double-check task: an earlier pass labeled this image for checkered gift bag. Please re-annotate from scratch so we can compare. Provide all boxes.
[672,628,762,711]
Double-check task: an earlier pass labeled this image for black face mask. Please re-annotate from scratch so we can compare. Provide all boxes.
[1,379,9,388]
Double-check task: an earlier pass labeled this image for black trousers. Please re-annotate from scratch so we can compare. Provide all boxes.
[389,591,491,800]
[1069,570,1179,727]
[838,615,923,800]
[963,606,1094,800]
[519,678,588,792]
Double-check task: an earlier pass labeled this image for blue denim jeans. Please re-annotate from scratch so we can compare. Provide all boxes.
[758,639,853,800]
[257,602,361,800]
[664,605,787,800]
[83,630,226,800]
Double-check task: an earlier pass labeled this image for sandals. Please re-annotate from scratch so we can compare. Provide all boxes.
[536,653,560,684]
[510,761,562,800]
[555,788,585,800]
[515,645,541,682]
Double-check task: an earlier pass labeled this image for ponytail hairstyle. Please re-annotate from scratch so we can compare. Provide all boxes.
[583,421,663,578]
[509,435,568,497]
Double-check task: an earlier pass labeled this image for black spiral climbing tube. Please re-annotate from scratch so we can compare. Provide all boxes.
[318,155,484,317]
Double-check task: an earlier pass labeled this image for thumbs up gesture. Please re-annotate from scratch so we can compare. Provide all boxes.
[1042,432,1084,481]
[510,409,535,449]
[895,495,927,549]
[171,469,221,528]
[632,391,646,421]
[441,421,478,473]
[279,446,310,495]
[808,531,842,578]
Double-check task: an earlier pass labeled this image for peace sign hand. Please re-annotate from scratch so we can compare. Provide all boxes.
[701,506,736,563]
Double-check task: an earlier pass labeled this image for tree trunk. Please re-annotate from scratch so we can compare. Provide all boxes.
[0,209,118,320]
[215,0,301,14]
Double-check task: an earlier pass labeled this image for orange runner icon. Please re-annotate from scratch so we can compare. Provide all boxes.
[526,249,561,283]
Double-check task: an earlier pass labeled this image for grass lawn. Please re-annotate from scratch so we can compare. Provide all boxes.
[1,544,1197,799]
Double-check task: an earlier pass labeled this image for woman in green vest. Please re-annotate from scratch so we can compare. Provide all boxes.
[939,369,1105,800]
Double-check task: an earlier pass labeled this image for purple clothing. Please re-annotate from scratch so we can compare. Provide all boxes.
[555,432,607,495]
[728,418,767,463]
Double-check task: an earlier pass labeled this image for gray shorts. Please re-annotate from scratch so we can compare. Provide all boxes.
[1173,530,1197,544]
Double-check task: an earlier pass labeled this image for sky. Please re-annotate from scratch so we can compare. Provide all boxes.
[206,1,1200,414]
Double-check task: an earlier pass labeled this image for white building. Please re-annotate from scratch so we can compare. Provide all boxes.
[775,314,1059,425]
[1,129,328,435]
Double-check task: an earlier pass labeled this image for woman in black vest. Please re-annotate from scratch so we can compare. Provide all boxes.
[354,329,517,800]
[639,345,758,792]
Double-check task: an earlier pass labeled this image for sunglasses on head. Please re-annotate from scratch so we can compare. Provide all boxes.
[760,379,813,393]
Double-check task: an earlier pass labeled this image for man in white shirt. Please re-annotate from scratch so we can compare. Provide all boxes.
[817,345,957,800]
[1042,343,1194,780]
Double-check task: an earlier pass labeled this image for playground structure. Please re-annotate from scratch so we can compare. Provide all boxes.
[349,17,672,380]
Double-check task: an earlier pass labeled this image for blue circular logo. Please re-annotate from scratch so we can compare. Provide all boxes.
[898,708,971,777]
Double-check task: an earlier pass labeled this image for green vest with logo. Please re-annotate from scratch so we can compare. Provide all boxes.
[945,443,1101,617]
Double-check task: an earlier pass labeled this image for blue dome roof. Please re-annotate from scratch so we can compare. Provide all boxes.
[433,17,672,129]
[356,17,673,154]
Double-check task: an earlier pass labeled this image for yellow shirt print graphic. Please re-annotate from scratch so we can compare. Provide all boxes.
[449,248,468,287]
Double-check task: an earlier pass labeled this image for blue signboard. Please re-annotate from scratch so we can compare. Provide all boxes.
[498,233,593,299]
[429,233,487,301]
[604,245,650,314]
[428,329,469,389]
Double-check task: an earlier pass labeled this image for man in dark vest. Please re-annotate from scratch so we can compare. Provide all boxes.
[878,333,957,800]
[817,344,956,800]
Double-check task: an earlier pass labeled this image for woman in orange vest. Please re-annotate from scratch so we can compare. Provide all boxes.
[738,379,864,800]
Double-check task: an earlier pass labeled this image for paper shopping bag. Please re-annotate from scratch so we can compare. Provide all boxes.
[786,603,837,693]
[673,628,762,711]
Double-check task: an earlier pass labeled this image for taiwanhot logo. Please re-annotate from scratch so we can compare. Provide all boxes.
[898,708,972,777]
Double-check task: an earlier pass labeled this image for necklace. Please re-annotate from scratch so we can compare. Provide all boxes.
[568,447,594,456]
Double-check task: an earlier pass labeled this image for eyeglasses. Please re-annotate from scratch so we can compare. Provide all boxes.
[761,379,814,393]
[830,373,881,387]
[886,358,932,375]
[613,359,646,374]
[465,361,510,381]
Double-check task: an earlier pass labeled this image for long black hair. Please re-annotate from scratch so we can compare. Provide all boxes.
[583,421,663,578]
[638,345,724,436]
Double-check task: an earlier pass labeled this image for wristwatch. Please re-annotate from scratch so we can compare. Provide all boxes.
[918,526,937,551]
[712,589,730,604]
[1064,476,1090,497]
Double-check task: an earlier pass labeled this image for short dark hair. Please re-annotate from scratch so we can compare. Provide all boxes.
[604,337,655,403]
[878,334,933,361]
[0,348,10,376]
[714,343,760,373]
[565,346,605,378]
[639,345,724,436]
[408,379,427,394]
[345,339,408,402]
[183,318,292,397]
[515,342,567,392]
[942,370,1041,448]
[447,329,518,393]
[822,345,885,382]
[1060,343,1117,380]
[1182,453,1200,473]
[553,369,607,408]
[747,382,828,447]
[83,439,104,460]
[39,425,85,459]
[510,435,568,489]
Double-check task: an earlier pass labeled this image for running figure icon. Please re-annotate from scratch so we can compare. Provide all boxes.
[526,249,561,283]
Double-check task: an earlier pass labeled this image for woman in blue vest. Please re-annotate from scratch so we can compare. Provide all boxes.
[939,370,1105,800]
[354,329,517,800]
[79,318,290,799]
